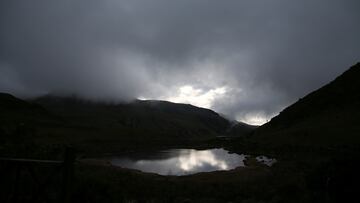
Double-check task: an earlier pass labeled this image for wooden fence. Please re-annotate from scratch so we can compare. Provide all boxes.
[0,147,75,203]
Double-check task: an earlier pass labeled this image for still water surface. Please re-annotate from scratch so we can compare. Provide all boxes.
[111,148,275,176]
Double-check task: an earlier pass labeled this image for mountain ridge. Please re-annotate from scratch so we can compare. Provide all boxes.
[252,62,360,146]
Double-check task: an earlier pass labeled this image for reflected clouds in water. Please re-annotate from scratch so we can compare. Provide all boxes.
[178,150,229,171]
[111,148,247,175]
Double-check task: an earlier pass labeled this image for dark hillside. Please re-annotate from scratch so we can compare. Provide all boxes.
[227,122,258,137]
[33,96,231,139]
[253,63,360,146]
[0,92,255,152]
[27,95,253,152]
[0,93,60,153]
[0,93,58,127]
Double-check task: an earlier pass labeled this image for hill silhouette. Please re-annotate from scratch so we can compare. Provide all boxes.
[1,64,360,202]
[0,93,256,152]
[0,93,59,128]
[253,63,360,146]
[0,93,61,149]
[33,95,231,139]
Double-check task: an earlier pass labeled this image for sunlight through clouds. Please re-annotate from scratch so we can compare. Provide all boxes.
[2,1,358,126]
[166,85,227,109]
[236,111,275,126]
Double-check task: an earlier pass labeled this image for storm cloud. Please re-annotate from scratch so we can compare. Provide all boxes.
[1,0,359,124]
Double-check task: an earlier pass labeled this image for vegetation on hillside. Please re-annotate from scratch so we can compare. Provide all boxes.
[251,63,360,146]
[1,63,360,202]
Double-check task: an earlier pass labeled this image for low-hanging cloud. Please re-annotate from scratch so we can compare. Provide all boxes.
[1,0,359,124]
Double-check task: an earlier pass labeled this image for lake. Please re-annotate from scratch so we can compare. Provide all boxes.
[111,148,276,176]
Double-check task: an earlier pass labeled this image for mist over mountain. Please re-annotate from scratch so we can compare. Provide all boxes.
[1,1,360,201]
[1,0,359,124]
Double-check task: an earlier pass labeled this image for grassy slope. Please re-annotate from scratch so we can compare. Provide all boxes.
[0,93,58,140]
[71,162,309,203]
[1,91,255,154]
[28,95,255,153]
[252,63,360,146]
[3,64,360,202]
[0,93,310,203]
[0,93,57,125]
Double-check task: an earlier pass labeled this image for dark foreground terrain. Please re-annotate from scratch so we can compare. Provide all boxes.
[1,63,360,202]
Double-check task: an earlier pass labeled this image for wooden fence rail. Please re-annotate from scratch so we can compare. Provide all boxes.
[0,147,75,203]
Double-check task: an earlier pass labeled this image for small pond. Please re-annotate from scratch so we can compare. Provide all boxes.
[111,148,276,176]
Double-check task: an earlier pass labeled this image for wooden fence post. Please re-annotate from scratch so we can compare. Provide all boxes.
[61,147,75,203]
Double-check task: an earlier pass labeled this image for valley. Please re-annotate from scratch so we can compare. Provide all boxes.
[1,63,360,202]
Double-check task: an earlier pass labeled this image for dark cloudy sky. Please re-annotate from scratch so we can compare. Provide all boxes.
[1,0,359,124]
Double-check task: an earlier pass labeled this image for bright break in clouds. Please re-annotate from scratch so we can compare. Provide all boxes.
[0,0,359,125]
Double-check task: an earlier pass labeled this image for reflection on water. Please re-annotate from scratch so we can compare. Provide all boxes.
[111,148,247,175]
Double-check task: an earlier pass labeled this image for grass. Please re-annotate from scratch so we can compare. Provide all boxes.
[72,161,309,203]
[2,130,360,202]
[1,64,360,202]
